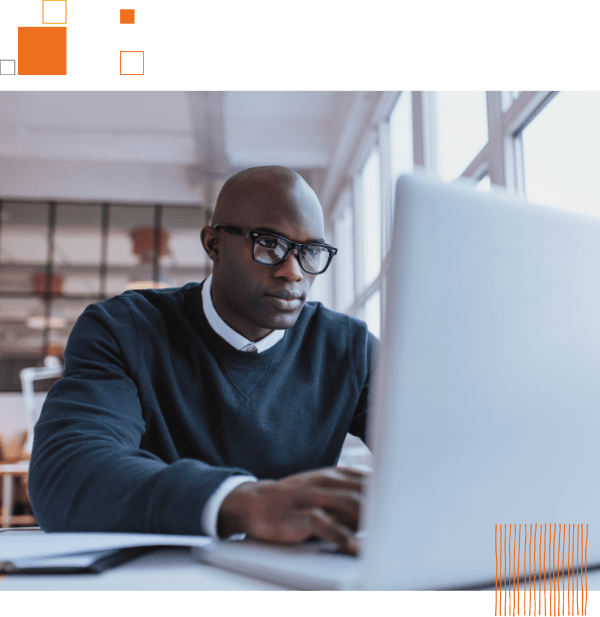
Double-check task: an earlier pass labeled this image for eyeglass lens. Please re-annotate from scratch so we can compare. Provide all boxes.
[254,235,329,273]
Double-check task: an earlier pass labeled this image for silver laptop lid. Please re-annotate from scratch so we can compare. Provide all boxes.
[361,174,600,590]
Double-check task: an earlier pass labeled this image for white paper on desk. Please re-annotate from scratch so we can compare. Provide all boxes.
[0,530,213,561]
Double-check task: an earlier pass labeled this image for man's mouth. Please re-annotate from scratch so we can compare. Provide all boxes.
[266,294,303,311]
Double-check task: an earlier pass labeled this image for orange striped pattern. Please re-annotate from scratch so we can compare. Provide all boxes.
[495,524,588,616]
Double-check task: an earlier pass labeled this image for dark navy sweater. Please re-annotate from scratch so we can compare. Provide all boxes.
[29,281,377,535]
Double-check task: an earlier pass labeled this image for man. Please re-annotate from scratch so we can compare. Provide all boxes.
[29,166,377,555]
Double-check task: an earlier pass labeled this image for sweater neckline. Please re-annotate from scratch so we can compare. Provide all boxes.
[190,281,290,365]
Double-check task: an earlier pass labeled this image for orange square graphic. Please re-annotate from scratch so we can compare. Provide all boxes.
[18,27,66,75]
[42,0,67,26]
[120,9,135,24]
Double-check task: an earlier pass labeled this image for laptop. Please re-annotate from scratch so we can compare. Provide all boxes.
[194,173,600,590]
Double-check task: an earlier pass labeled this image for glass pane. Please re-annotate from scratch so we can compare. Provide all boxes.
[334,194,354,312]
[107,205,154,294]
[0,266,32,294]
[0,298,39,356]
[0,332,44,366]
[390,91,414,193]
[363,289,381,338]
[52,296,90,344]
[0,358,46,391]
[2,205,68,363]
[361,148,382,290]
[0,202,48,267]
[162,206,209,288]
[437,91,488,182]
[521,92,600,216]
[55,204,102,296]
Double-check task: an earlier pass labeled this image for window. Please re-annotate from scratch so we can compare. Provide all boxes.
[436,91,488,182]
[519,92,600,216]
[322,90,562,345]
[363,289,381,338]
[334,191,354,313]
[359,148,382,291]
[0,202,49,266]
[389,92,414,236]
[55,204,103,296]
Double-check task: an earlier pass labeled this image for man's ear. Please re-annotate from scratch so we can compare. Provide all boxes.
[200,227,219,262]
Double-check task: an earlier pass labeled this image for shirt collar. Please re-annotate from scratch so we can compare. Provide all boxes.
[202,274,285,353]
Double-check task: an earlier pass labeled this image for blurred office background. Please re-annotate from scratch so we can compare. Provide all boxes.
[0,91,599,520]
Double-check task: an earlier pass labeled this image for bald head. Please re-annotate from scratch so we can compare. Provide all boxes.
[212,166,324,232]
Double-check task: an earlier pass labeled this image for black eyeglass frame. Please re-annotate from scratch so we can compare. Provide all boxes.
[212,224,338,275]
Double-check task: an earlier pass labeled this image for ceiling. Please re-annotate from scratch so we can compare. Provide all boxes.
[0,91,346,168]
[0,91,357,359]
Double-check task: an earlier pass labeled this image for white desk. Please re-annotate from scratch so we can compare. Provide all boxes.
[0,546,285,590]
[480,570,600,592]
[2,539,600,592]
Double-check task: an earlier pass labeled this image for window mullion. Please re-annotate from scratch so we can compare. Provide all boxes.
[486,91,511,189]
[352,174,363,319]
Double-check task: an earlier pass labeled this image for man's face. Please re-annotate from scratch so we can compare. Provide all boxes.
[208,178,325,341]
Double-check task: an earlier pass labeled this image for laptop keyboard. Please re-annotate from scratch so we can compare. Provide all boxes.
[309,531,366,557]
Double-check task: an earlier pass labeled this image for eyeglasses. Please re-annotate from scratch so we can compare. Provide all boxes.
[213,224,338,275]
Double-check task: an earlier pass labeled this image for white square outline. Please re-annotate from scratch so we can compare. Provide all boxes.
[42,0,67,24]
[0,60,17,75]
[120,51,144,75]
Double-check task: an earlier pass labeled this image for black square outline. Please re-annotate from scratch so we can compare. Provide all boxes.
[0,58,17,75]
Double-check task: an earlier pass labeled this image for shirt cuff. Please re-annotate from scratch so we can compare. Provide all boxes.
[201,475,257,539]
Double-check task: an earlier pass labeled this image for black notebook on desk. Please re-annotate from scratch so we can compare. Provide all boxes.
[0,543,158,575]
[0,527,157,574]
[0,546,161,574]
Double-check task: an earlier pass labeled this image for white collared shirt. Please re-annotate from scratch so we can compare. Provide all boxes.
[199,274,285,537]
[201,274,285,353]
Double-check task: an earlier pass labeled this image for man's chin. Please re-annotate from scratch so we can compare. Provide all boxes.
[262,305,304,330]
[269,312,301,330]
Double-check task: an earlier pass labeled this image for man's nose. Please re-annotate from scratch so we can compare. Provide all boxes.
[273,248,304,281]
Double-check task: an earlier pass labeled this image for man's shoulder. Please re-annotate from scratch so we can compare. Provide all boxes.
[77,282,203,331]
[298,301,370,339]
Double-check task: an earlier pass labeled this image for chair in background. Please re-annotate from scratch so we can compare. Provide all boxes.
[0,356,63,527]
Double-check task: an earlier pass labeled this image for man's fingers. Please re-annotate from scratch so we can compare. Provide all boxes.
[330,466,369,481]
[310,468,367,492]
[297,487,361,522]
[336,466,368,478]
[305,507,357,555]
[323,508,361,534]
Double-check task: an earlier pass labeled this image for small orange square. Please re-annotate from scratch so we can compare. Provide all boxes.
[120,9,135,24]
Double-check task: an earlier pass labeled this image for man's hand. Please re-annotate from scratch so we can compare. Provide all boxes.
[217,467,366,555]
